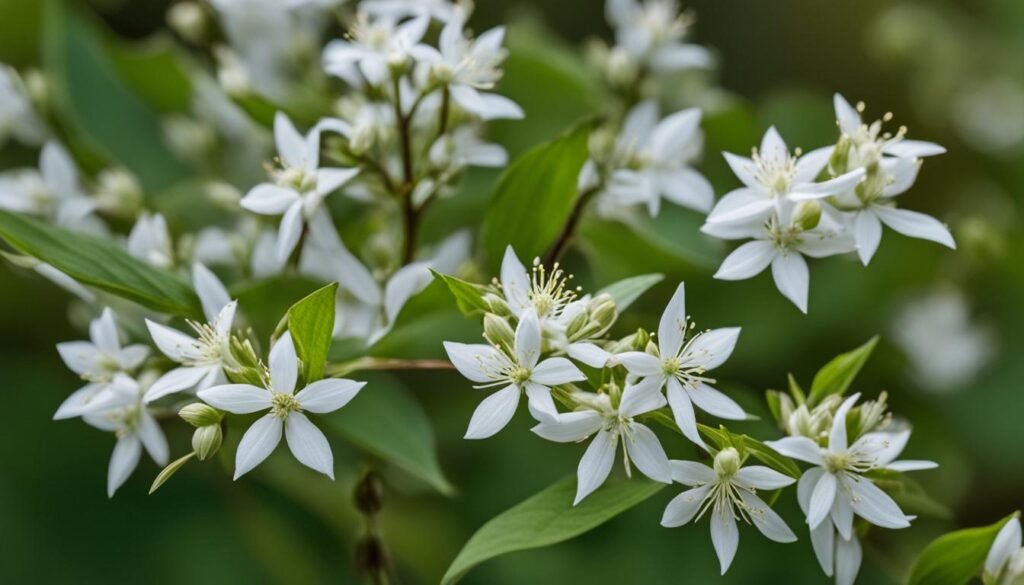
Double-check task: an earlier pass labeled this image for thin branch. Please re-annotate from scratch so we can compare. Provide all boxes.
[543,185,600,265]
[326,357,454,378]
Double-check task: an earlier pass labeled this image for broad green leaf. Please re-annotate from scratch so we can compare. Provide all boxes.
[866,469,952,519]
[43,0,189,192]
[0,211,201,316]
[232,276,323,342]
[478,122,591,272]
[699,423,802,479]
[321,373,453,495]
[597,273,664,312]
[105,34,192,113]
[442,476,665,585]
[287,283,338,383]
[808,336,880,404]
[431,269,491,316]
[907,513,1018,585]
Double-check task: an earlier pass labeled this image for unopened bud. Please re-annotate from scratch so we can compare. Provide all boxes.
[589,294,618,330]
[588,127,617,161]
[354,471,384,515]
[713,447,742,478]
[483,313,515,349]
[167,2,207,44]
[23,68,48,106]
[192,424,223,461]
[206,181,242,209]
[564,309,590,340]
[793,200,822,231]
[95,168,143,219]
[179,403,223,427]
[606,46,637,87]
[829,136,852,175]
[631,328,650,351]
[485,294,514,318]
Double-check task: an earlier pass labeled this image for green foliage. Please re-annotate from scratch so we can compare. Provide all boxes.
[286,283,337,383]
[441,476,666,584]
[431,269,491,316]
[907,513,1018,585]
[42,0,189,192]
[149,452,195,495]
[699,424,802,479]
[320,373,453,495]
[104,35,192,114]
[866,469,952,519]
[596,273,664,312]
[0,211,201,316]
[478,122,591,272]
[808,335,880,404]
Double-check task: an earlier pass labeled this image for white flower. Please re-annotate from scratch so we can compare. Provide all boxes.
[0,141,100,231]
[444,309,586,439]
[54,308,150,420]
[985,516,1024,585]
[239,112,359,261]
[198,332,366,479]
[411,11,524,120]
[617,283,745,448]
[428,126,508,172]
[661,448,797,574]
[584,101,713,216]
[300,214,470,342]
[0,64,45,146]
[705,127,864,226]
[360,0,459,22]
[831,94,954,265]
[322,13,431,86]
[144,264,237,403]
[532,380,672,505]
[605,0,713,73]
[707,200,855,313]
[127,212,174,268]
[498,246,579,323]
[766,394,937,584]
[81,373,169,497]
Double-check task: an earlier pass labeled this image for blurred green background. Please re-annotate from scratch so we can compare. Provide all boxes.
[1,0,1022,583]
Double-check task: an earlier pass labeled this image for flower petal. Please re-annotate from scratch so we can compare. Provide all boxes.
[56,341,102,376]
[240,183,299,215]
[269,332,298,394]
[624,423,671,483]
[835,533,863,585]
[515,309,542,369]
[765,436,824,466]
[275,200,305,261]
[316,167,359,197]
[807,472,838,529]
[145,320,201,362]
[198,384,272,414]
[500,246,530,314]
[107,435,141,497]
[274,112,307,169]
[137,410,169,465]
[682,327,740,371]
[531,357,586,386]
[444,342,504,384]
[532,411,604,443]
[723,152,760,190]
[810,520,835,577]
[883,140,946,158]
[567,342,611,368]
[739,490,797,543]
[771,252,810,313]
[830,393,860,452]
[295,379,365,413]
[661,484,713,527]
[734,465,796,490]
[91,308,121,354]
[658,282,687,357]
[144,366,211,403]
[667,378,706,449]
[833,93,862,136]
[845,474,911,529]
[854,210,883,266]
[669,460,717,486]
[285,412,334,479]
[714,241,776,281]
[616,352,663,377]
[874,206,956,249]
[831,490,855,540]
[710,507,740,574]
[465,385,520,439]
[523,381,558,421]
[686,383,746,420]
[986,517,1022,575]
[234,414,283,480]
[574,429,618,505]
[618,376,668,418]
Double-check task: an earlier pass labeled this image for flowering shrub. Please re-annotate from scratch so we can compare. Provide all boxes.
[0,1,1016,584]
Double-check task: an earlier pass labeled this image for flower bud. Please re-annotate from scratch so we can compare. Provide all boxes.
[713,447,742,478]
[206,181,242,210]
[829,136,852,175]
[483,313,516,350]
[23,68,48,107]
[192,424,223,461]
[793,200,822,231]
[179,403,223,427]
[167,2,207,44]
[95,168,143,219]
[631,328,650,351]
[589,294,618,331]
[485,293,514,318]
[587,127,617,162]
[564,309,590,340]
[606,46,637,87]
[354,471,384,516]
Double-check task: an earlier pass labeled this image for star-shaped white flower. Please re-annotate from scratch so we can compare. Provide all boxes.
[144,264,238,403]
[0,64,46,146]
[323,12,431,86]
[198,332,366,479]
[705,127,865,227]
[616,283,744,448]
[605,0,713,73]
[54,308,150,420]
[0,141,100,231]
[81,374,169,497]
[532,380,672,505]
[445,309,586,439]
[410,9,524,120]
[239,112,359,261]
[127,212,174,268]
[766,394,937,583]
[661,448,797,574]
[583,100,713,216]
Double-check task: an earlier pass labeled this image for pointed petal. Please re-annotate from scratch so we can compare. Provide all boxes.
[714,241,776,280]
[144,366,210,403]
[807,472,838,529]
[567,342,611,368]
[515,310,542,369]
[137,411,169,465]
[885,460,938,472]
[500,246,530,314]
[618,377,668,418]
[846,474,911,528]
[765,437,825,466]
[658,282,687,357]
[740,490,798,543]
[834,94,862,136]
[91,308,121,354]
[269,332,298,394]
[198,384,272,414]
[145,320,201,362]
[624,423,671,483]
[193,263,232,322]
[240,183,299,215]
[810,520,836,577]
[874,206,956,249]
[793,146,834,184]
[531,411,603,443]
[711,508,740,574]
[682,327,740,370]
[523,382,558,421]
[574,429,618,505]
[107,435,142,497]
[658,167,714,213]
[760,126,788,166]
[444,342,504,384]
[854,210,883,266]
[667,378,706,449]
[616,352,663,376]
[734,465,796,490]
[830,393,860,452]
[723,152,760,190]
[686,383,746,420]
[661,484,713,527]
[986,518,1022,574]
[316,167,359,197]
[234,414,283,479]
[531,357,586,386]
[295,379,365,413]
[275,200,305,261]
[669,460,717,486]
[285,412,334,478]
[883,140,946,158]
[835,533,863,585]
[274,112,307,169]
[771,252,810,313]
[465,385,520,439]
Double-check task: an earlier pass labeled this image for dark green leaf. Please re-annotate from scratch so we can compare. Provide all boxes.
[0,211,200,316]
[808,336,880,404]
[478,122,591,272]
[907,513,1018,585]
[287,283,337,383]
[104,34,192,113]
[597,273,664,312]
[321,373,453,495]
[442,476,665,584]
[431,269,491,316]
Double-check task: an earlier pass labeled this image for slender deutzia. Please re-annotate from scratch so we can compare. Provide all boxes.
[532,380,672,505]
[198,332,366,479]
[661,448,797,574]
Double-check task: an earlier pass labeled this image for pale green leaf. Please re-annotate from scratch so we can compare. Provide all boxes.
[597,273,664,312]
[808,336,880,404]
[287,283,338,383]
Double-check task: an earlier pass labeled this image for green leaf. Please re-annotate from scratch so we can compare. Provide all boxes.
[149,452,195,494]
[907,513,1018,585]
[287,283,337,383]
[808,336,880,404]
[478,122,591,272]
[104,34,192,113]
[231,276,323,342]
[431,269,491,316]
[597,273,664,312]
[43,0,189,192]
[442,476,665,585]
[0,211,201,316]
[698,424,802,479]
[321,373,453,495]
[865,469,952,519]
